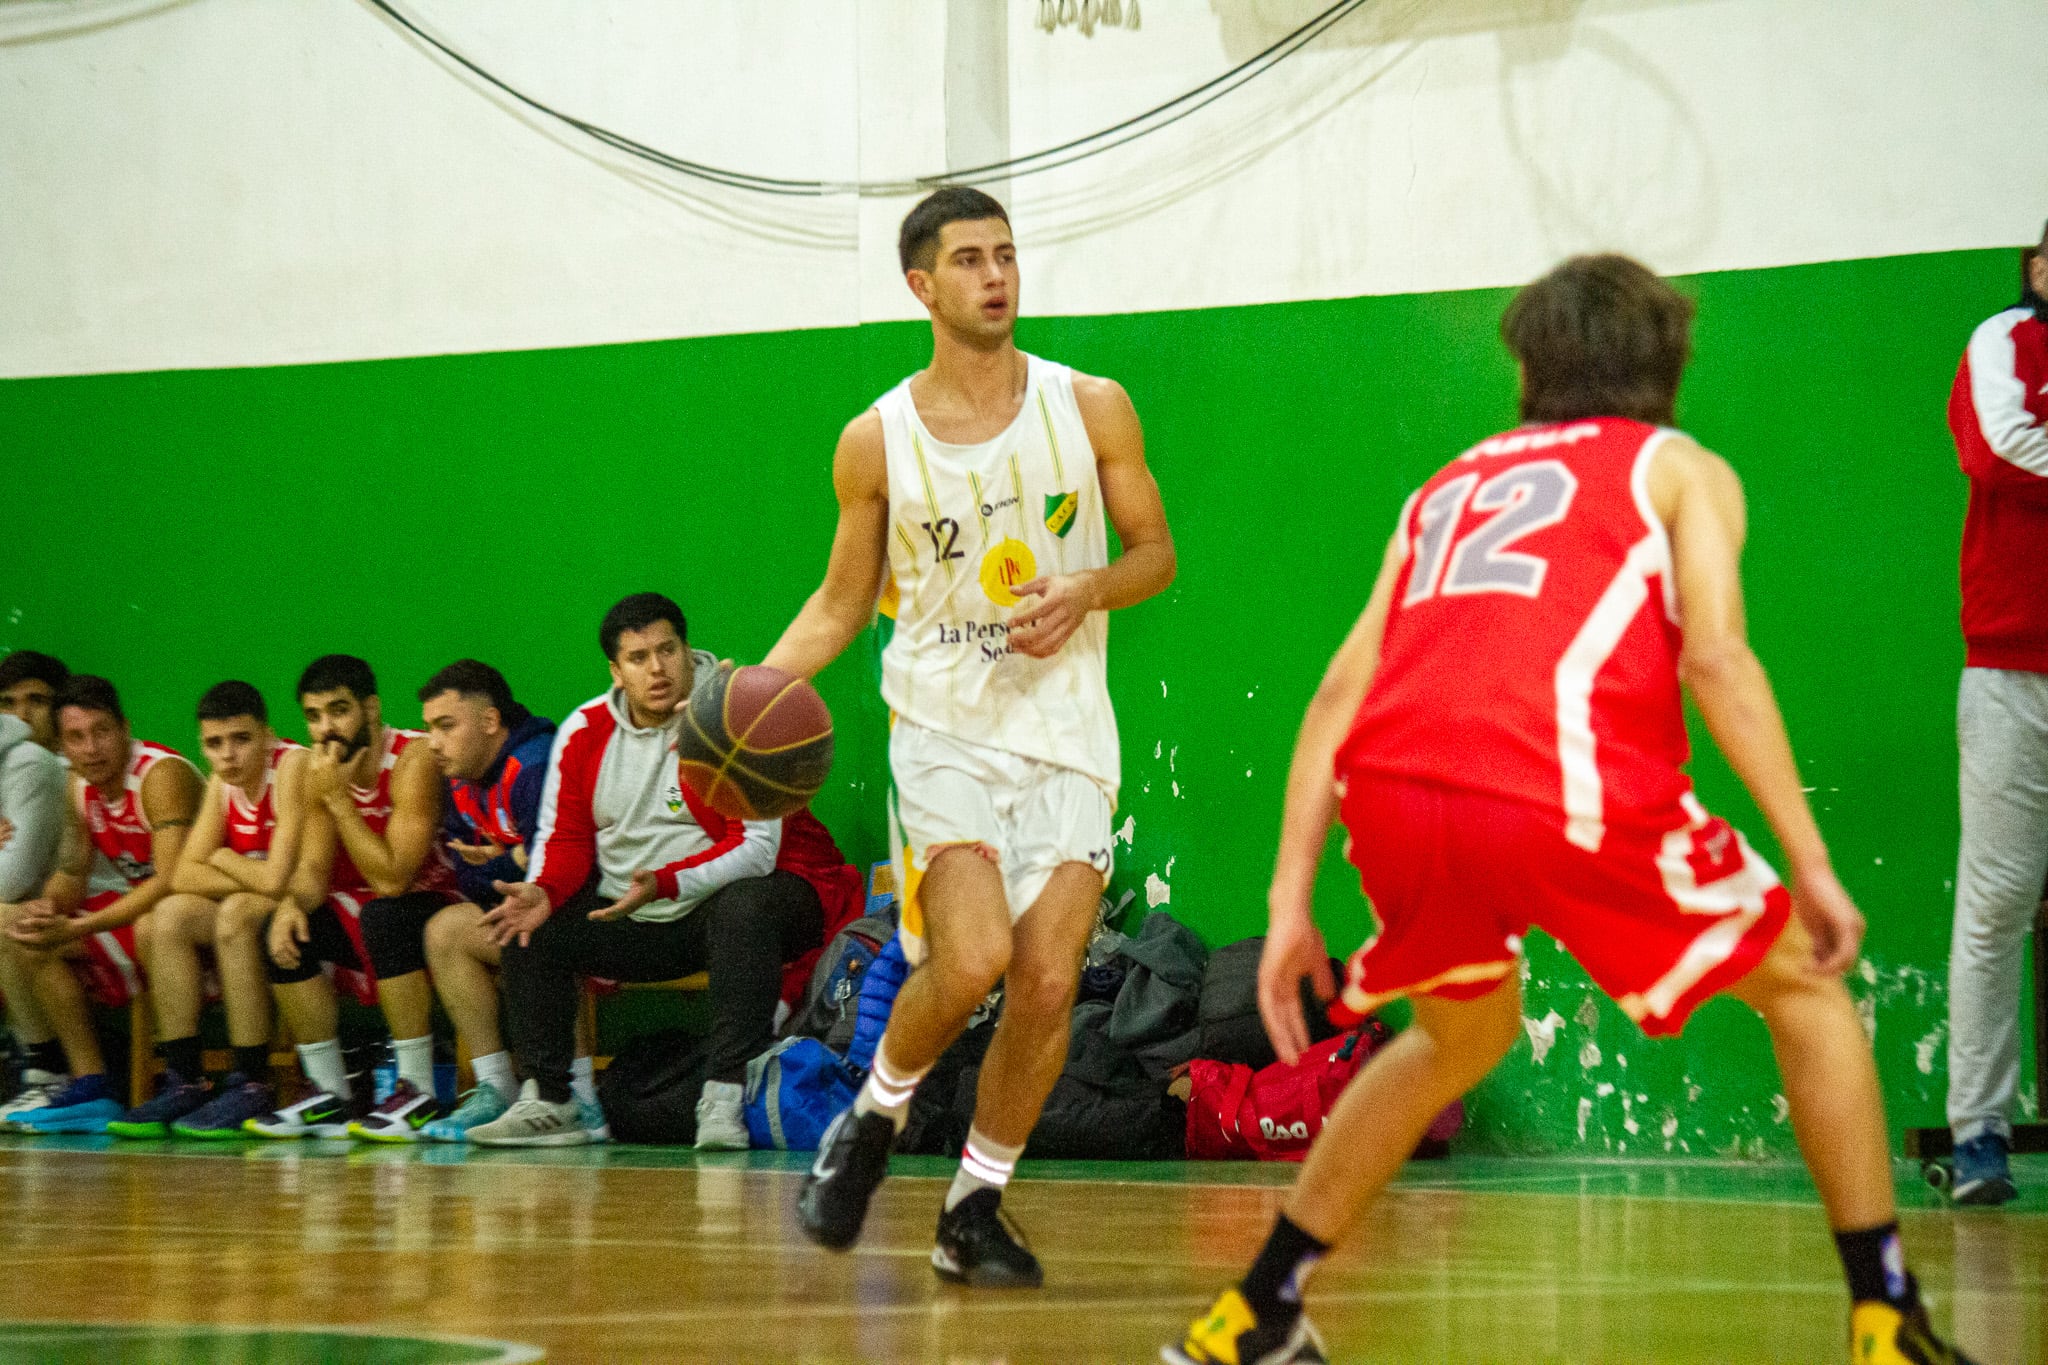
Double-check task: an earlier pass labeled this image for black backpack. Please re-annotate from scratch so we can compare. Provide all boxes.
[595,1028,710,1145]
[1196,936,1344,1070]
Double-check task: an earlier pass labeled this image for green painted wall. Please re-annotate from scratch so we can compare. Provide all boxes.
[3,247,2031,1153]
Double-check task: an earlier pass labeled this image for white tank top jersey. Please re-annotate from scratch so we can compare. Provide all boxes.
[875,353,1121,795]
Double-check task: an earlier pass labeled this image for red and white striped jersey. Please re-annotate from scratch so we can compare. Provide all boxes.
[1336,418,1691,851]
[76,740,198,890]
[223,739,305,857]
[329,727,456,898]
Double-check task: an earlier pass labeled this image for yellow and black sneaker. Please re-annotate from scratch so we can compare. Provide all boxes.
[1851,1299,1981,1364]
[1162,1288,1327,1365]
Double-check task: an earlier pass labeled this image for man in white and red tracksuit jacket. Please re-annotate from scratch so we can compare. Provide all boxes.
[1945,227,2048,1204]
[479,593,860,1151]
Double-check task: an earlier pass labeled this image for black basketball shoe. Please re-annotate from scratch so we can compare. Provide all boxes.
[797,1106,896,1251]
[931,1188,1043,1288]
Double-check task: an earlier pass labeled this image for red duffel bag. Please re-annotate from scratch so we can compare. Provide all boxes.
[1186,1023,1388,1161]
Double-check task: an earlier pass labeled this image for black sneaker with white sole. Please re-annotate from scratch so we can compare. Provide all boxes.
[931,1188,1043,1288]
[797,1106,896,1251]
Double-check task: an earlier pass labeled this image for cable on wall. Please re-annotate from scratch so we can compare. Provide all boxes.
[360,0,1374,198]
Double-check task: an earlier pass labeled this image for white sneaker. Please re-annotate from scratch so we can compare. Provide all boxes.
[468,1080,589,1148]
[694,1079,750,1151]
[0,1070,67,1133]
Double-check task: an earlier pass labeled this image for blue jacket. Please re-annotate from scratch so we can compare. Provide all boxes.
[442,712,557,907]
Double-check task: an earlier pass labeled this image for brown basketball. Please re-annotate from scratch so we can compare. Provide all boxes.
[677,664,834,821]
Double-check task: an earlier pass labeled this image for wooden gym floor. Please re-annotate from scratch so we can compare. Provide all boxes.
[0,1137,2039,1364]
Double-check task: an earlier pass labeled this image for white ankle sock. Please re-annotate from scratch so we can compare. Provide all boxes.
[853,1042,926,1131]
[570,1056,599,1107]
[393,1035,435,1092]
[297,1039,350,1099]
[471,1050,516,1098]
[946,1127,1023,1211]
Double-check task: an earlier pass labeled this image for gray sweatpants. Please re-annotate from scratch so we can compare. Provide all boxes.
[1949,666,2048,1143]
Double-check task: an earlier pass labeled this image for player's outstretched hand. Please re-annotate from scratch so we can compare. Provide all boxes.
[590,869,659,922]
[1790,864,1865,976]
[1259,904,1336,1067]
[484,880,552,948]
[1008,574,1096,658]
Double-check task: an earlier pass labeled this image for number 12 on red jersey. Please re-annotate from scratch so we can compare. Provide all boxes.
[1403,459,1579,606]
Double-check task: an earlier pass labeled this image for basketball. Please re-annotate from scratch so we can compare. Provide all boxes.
[677,663,833,820]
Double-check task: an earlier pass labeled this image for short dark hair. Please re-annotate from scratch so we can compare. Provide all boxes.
[1501,254,1696,427]
[0,651,70,694]
[297,654,377,703]
[600,593,687,660]
[53,674,124,725]
[197,680,267,725]
[898,187,1011,273]
[418,659,523,724]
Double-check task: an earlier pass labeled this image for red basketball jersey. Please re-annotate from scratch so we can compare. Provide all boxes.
[330,727,457,897]
[1336,418,1691,851]
[76,740,196,887]
[223,739,305,857]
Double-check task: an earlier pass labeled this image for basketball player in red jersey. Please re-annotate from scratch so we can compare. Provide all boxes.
[1,675,201,1134]
[246,655,458,1139]
[107,681,308,1137]
[1169,258,1976,1365]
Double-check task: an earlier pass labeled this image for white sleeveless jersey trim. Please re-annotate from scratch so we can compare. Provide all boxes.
[875,354,1120,793]
[225,739,304,824]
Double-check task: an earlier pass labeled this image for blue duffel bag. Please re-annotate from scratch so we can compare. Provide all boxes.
[742,1036,862,1151]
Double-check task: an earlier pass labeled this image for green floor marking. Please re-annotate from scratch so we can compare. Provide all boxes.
[0,1323,542,1364]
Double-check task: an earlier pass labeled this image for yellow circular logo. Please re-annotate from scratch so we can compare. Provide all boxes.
[980,538,1038,607]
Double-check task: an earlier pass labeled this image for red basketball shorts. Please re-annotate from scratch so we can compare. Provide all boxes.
[72,891,144,1008]
[1333,772,1791,1037]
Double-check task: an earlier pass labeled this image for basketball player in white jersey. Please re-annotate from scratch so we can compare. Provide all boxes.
[769,187,1175,1286]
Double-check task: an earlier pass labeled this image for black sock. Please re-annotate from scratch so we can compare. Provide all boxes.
[232,1045,270,1080]
[158,1036,203,1082]
[25,1040,64,1076]
[1835,1222,1915,1306]
[1240,1213,1330,1327]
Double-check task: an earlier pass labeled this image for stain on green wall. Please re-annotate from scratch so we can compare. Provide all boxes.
[3,247,2033,1153]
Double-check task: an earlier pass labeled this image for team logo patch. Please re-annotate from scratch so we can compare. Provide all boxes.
[980,538,1038,607]
[1043,490,1078,539]
[665,782,685,816]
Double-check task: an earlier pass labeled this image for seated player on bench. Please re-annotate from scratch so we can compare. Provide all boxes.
[107,681,307,1138]
[1,676,200,1134]
[474,592,849,1149]
[401,659,607,1143]
[0,650,73,1125]
[245,655,461,1140]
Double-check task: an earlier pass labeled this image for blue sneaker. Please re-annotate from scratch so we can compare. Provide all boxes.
[172,1075,276,1140]
[421,1082,511,1143]
[577,1094,611,1145]
[1953,1132,2017,1206]
[106,1070,212,1138]
[15,1076,123,1134]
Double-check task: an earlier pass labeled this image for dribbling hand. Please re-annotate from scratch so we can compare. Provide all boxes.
[1790,865,1865,976]
[484,881,553,948]
[1258,900,1336,1067]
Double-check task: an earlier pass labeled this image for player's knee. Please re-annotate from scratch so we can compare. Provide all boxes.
[422,903,475,962]
[1003,956,1078,1026]
[357,897,428,980]
[934,937,1011,1005]
[215,894,268,945]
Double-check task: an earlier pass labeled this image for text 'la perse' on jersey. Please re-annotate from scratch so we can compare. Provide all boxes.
[875,353,1120,794]
[1337,418,1694,852]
